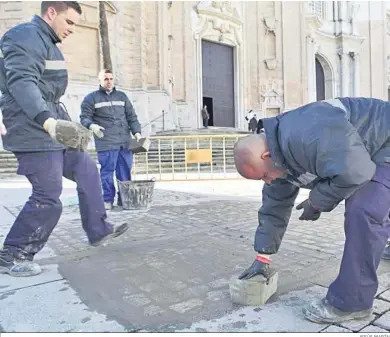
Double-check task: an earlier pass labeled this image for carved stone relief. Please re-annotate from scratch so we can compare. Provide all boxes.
[263,10,277,70]
[195,1,242,46]
[260,80,284,115]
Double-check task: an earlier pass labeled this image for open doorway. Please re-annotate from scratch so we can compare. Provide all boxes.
[202,96,214,126]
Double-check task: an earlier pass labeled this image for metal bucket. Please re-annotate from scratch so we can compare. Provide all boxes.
[117,179,155,211]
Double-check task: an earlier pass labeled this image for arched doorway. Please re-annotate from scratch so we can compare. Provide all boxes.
[315,58,325,101]
[315,54,334,101]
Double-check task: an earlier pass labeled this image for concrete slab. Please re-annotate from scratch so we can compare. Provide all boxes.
[0,264,62,293]
[174,285,328,332]
[0,275,126,332]
[373,298,390,315]
[373,311,390,330]
[321,325,352,333]
[360,325,390,333]
[376,267,390,295]
[339,314,377,332]
[379,289,390,302]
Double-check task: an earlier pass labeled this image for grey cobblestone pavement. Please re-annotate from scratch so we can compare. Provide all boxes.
[2,187,390,332]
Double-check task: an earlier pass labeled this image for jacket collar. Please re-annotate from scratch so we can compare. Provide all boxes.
[263,116,288,170]
[99,85,116,94]
[31,15,61,44]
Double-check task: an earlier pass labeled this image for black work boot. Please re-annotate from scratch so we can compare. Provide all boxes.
[90,223,129,247]
[0,249,42,277]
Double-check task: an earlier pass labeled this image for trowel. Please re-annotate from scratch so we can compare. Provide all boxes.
[128,137,151,154]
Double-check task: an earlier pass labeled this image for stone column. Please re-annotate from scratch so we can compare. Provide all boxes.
[338,50,350,97]
[338,1,348,34]
[306,35,316,102]
[351,52,360,96]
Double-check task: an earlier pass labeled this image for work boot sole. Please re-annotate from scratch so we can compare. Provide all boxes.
[90,223,129,247]
[303,307,372,324]
[0,265,42,277]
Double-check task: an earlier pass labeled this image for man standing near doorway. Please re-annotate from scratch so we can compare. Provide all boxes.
[80,69,142,210]
[0,2,129,277]
[201,105,209,128]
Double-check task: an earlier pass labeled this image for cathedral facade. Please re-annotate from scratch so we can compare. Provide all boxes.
[0,1,388,136]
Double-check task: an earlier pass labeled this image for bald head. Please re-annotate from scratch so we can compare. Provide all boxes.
[233,134,286,183]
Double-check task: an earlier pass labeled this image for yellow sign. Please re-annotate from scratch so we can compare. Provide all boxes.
[185,149,212,164]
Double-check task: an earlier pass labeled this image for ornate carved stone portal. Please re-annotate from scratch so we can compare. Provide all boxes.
[193,1,245,128]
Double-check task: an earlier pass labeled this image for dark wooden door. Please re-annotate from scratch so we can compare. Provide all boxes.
[202,40,235,127]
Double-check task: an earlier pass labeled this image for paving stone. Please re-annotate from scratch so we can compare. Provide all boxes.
[359,325,390,333]
[373,298,390,315]
[209,278,229,289]
[373,311,390,330]
[122,293,151,307]
[229,271,278,306]
[139,283,162,293]
[165,281,187,292]
[339,314,376,332]
[378,289,390,302]
[143,305,165,317]
[321,325,352,333]
[150,292,181,304]
[376,273,390,295]
[206,290,230,301]
[169,299,204,314]
[187,285,210,297]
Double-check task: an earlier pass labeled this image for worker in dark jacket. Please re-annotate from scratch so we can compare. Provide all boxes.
[0,1,128,278]
[80,69,142,210]
[234,97,390,324]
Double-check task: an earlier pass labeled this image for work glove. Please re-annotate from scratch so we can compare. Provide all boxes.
[0,110,6,136]
[89,123,105,138]
[238,255,271,281]
[43,118,58,139]
[296,199,321,221]
[43,118,91,151]
[134,132,142,142]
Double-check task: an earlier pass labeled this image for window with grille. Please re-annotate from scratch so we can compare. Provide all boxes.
[308,1,327,20]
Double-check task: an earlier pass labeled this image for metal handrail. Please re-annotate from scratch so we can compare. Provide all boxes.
[132,133,247,181]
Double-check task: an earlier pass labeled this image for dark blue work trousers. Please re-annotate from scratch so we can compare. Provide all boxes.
[326,164,390,312]
[3,150,114,260]
[97,149,133,205]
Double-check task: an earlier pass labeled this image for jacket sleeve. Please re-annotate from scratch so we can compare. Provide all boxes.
[80,94,95,129]
[1,29,50,121]
[254,179,299,254]
[308,119,376,212]
[124,95,141,134]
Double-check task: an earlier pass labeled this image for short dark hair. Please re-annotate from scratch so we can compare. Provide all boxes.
[41,1,82,15]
